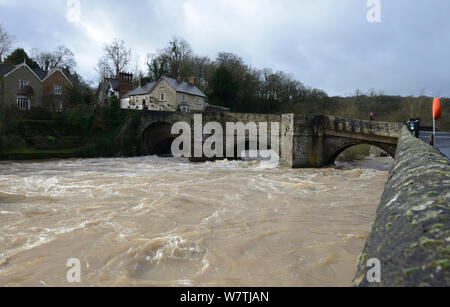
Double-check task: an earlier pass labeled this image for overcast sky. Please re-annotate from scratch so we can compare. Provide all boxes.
[0,0,449,97]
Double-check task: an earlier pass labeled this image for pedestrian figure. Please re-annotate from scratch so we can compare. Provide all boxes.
[369,112,375,121]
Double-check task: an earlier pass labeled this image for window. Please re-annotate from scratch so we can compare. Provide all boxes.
[54,85,62,95]
[182,94,186,101]
[19,80,30,88]
[56,103,63,113]
[160,93,165,101]
[17,96,30,111]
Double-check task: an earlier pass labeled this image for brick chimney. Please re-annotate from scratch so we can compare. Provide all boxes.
[119,72,133,98]
[177,75,182,83]
[188,76,195,86]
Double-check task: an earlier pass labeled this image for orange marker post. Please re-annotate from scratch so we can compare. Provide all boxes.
[432,98,442,147]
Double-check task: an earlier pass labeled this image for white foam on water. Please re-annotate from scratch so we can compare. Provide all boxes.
[0,155,392,286]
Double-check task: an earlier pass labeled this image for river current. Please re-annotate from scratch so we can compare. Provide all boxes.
[0,156,392,286]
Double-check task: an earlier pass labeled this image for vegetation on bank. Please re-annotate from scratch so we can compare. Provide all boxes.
[0,95,140,160]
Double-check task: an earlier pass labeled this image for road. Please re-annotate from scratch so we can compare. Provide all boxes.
[419,131,450,158]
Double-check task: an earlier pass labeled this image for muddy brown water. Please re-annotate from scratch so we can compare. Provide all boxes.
[0,156,392,286]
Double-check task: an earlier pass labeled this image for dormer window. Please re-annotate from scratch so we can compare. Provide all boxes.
[54,85,62,95]
[19,80,30,88]
[160,93,165,101]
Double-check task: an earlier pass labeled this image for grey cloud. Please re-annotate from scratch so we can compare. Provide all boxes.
[0,0,448,96]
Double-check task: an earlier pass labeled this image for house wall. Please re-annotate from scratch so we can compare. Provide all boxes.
[3,66,42,109]
[42,71,71,111]
[176,92,205,111]
[126,79,207,112]
[120,97,130,109]
[128,79,177,111]
[150,79,178,111]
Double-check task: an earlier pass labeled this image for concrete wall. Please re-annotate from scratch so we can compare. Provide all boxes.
[354,126,450,287]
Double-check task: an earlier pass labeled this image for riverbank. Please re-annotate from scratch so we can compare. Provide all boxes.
[0,106,142,161]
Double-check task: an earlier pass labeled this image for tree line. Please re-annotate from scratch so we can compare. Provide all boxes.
[1,23,448,130]
[96,36,329,114]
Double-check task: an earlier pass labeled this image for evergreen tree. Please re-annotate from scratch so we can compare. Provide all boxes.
[4,48,40,69]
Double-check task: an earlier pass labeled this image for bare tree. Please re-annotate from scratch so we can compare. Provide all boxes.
[0,24,15,63]
[161,36,193,78]
[31,45,76,72]
[98,38,131,80]
[96,57,110,84]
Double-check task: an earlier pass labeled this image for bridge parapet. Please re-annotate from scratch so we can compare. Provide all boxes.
[316,115,402,139]
[354,126,450,287]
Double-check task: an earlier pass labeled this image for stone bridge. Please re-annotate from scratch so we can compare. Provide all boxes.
[281,114,402,168]
[118,111,402,167]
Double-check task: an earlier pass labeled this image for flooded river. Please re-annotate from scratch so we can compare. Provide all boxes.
[0,156,392,287]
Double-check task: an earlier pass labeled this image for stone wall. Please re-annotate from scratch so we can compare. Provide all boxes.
[354,126,450,287]
[4,66,42,109]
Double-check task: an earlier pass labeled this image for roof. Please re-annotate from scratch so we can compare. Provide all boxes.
[4,63,43,81]
[162,76,207,98]
[122,82,156,98]
[1,64,72,86]
[121,76,208,99]
[0,64,15,76]
[32,68,47,80]
[43,68,73,86]
[205,104,231,112]
[107,79,120,91]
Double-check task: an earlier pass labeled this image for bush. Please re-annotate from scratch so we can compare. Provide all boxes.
[63,108,96,136]
[0,135,28,152]
[105,96,122,128]
[47,136,56,145]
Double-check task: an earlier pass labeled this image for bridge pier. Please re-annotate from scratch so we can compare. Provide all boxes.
[281,114,325,168]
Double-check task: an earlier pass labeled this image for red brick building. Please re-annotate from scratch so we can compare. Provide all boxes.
[42,68,72,112]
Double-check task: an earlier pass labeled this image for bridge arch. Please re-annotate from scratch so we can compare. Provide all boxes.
[140,121,176,156]
[324,136,397,165]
